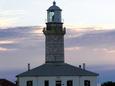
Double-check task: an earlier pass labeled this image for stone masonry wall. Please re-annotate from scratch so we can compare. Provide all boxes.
[45,35,64,63]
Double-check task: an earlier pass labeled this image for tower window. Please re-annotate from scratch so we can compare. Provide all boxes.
[44,80,49,86]
[48,12,54,22]
[56,81,61,86]
[27,81,33,86]
[67,80,73,86]
[84,80,90,86]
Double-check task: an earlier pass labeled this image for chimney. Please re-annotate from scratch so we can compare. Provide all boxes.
[79,65,81,69]
[28,63,30,71]
[83,63,86,70]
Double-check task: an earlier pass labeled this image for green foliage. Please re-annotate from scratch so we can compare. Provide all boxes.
[101,81,115,86]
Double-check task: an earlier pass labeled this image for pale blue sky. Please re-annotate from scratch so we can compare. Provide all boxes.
[0,0,115,29]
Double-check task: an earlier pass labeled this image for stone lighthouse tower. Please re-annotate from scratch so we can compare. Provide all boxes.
[43,1,65,63]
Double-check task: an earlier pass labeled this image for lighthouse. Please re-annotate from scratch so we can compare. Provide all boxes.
[43,1,65,63]
[17,2,98,86]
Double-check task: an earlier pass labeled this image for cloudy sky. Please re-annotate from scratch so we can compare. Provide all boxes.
[0,0,115,29]
[0,26,115,84]
[0,0,115,85]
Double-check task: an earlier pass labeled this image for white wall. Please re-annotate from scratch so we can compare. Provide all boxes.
[18,76,97,86]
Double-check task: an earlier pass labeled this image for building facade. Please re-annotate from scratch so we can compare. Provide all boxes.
[18,76,97,86]
[17,2,98,86]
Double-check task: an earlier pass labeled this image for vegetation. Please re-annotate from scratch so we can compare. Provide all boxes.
[101,81,115,86]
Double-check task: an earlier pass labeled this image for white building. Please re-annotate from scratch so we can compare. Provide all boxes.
[17,1,98,86]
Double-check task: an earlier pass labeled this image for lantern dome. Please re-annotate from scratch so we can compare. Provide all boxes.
[47,1,62,11]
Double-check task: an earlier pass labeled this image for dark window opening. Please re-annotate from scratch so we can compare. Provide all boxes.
[67,80,73,86]
[45,80,49,86]
[84,80,90,86]
[56,81,61,86]
[27,81,33,86]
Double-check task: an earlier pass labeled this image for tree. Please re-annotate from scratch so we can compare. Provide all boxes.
[101,81,115,86]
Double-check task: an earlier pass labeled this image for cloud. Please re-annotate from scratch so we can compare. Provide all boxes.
[0,26,115,83]
[0,26,44,54]
[65,29,115,47]
[29,27,44,40]
[0,40,16,44]
[0,18,16,27]
[0,47,8,51]
[93,48,115,54]
[0,9,26,27]
[0,47,15,52]
[0,26,36,39]
[0,10,25,17]
[65,46,81,51]
[0,40,19,51]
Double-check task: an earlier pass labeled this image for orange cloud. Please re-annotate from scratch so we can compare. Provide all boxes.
[31,27,42,34]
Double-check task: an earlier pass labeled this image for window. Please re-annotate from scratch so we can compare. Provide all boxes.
[27,81,33,86]
[84,80,90,86]
[48,12,55,22]
[67,80,73,86]
[56,81,61,86]
[45,80,49,86]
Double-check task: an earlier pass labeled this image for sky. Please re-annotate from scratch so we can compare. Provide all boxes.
[0,0,115,85]
[0,0,115,29]
[0,26,115,84]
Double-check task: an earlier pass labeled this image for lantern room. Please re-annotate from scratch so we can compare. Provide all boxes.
[47,1,62,23]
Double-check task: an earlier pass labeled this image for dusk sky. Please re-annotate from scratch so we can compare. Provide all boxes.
[0,0,115,29]
[0,0,115,85]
